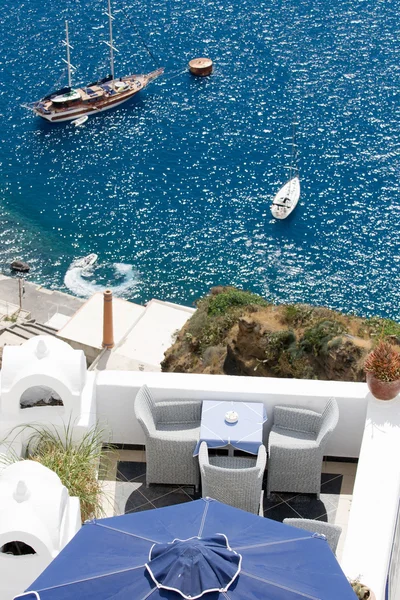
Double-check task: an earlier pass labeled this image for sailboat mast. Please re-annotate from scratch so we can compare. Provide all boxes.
[290,121,295,181]
[62,20,74,88]
[290,120,299,180]
[107,0,115,80]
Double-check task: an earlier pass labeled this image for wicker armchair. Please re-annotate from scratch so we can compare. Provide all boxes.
[267,398,339,498]
[134,385,202,489]
[283,518,342,554]
[199,441,267,514]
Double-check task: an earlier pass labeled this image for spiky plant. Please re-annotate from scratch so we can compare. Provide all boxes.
[350,579,372,599]
[23,421,114,522]
[364,340,400,382]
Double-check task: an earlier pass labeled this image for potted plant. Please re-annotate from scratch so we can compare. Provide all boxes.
[364,340,400,400]
[350,579,375,600]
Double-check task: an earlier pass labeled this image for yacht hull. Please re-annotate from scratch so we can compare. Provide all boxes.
[32,70,163,122]
[271,176,300,220]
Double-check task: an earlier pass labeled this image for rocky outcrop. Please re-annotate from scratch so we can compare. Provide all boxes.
[161,287,393,382]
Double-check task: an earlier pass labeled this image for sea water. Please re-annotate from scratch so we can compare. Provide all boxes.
[0,0,399,318]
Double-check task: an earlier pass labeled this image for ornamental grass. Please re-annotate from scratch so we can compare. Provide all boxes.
[24,421,114,522]
[364,340,400,382]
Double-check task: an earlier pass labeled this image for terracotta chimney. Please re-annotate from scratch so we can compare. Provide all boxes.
[102,289,115,349]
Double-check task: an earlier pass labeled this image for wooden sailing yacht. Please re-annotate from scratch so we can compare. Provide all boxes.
[24,1,163,123]
[271,122,300,220]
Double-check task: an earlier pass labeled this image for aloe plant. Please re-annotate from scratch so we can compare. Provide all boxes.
[364,340,400,382]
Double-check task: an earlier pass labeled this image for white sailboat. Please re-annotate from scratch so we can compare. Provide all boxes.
[271,122,300,220]
[24,1,163,123]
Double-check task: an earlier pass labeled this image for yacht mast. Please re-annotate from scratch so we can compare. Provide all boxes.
[105,0,116,80]
[290,121,299,181]
[62,21,75,88]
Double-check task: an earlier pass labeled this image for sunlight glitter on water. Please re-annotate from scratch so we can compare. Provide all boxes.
[0,0,399,319]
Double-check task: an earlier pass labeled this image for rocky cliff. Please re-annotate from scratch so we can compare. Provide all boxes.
[162,287,400,381]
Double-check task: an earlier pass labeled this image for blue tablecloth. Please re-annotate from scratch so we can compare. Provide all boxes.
[193,400,267,456]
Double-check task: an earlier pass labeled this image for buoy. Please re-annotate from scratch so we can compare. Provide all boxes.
[189,58,213,77]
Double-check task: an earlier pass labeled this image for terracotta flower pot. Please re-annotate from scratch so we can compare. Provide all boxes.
[351,583,376,600]
[366,372,400,401]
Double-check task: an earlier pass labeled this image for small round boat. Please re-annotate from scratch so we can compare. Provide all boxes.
[188,58,213,76]
[72,115,88,127]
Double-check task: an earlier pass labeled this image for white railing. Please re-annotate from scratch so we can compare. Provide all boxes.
[0,300,19,321]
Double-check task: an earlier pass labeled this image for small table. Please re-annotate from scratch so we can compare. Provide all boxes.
[193,400,267,456]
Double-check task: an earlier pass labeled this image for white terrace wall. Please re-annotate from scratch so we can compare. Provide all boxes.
[341,394,400,600]
[96,371,369,457]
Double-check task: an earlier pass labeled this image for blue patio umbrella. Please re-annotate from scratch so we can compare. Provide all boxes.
[14,498,356,600]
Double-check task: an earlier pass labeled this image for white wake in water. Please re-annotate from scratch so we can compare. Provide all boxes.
[64,261,140,298]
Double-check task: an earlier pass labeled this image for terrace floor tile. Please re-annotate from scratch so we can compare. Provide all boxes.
[263,501,303,521]
[152,490,193,509]
[139,483,181,502]
[126,501,156,514]
[117,461,146,481]
[124,489,152,513]
[286,494,335,521]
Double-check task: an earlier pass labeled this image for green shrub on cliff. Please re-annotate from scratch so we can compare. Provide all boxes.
[359,316,400,339]
[281,304,314,327]
[300,320,346,356]
[206,288,269,316]
[263,330,296,362]
[274,351,315,379]
[187,288,269,353]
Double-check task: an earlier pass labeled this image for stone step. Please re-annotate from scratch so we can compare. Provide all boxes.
[0,321,59,346]
[21,321,58,335]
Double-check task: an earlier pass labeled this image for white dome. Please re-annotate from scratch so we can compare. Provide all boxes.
[0,461,69,554]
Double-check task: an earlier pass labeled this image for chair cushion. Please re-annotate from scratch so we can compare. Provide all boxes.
[157,422,200,441]
[270,426,317,449]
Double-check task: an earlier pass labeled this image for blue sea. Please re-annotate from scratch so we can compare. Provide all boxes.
[1,0,400,318]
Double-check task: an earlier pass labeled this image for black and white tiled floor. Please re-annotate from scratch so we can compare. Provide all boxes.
[100,449,356,561]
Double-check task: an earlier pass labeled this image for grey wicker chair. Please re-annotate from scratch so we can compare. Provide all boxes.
[199,441,267,514]
[283,518,342,554]
[267,398,339,498]
[134,385,201,489]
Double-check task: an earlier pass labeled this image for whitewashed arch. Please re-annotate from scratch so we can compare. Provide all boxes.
[20,384,63,409]
[1,336,86,418]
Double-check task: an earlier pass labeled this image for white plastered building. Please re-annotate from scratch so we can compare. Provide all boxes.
[0,335,96,448]
[0,460,81,600]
